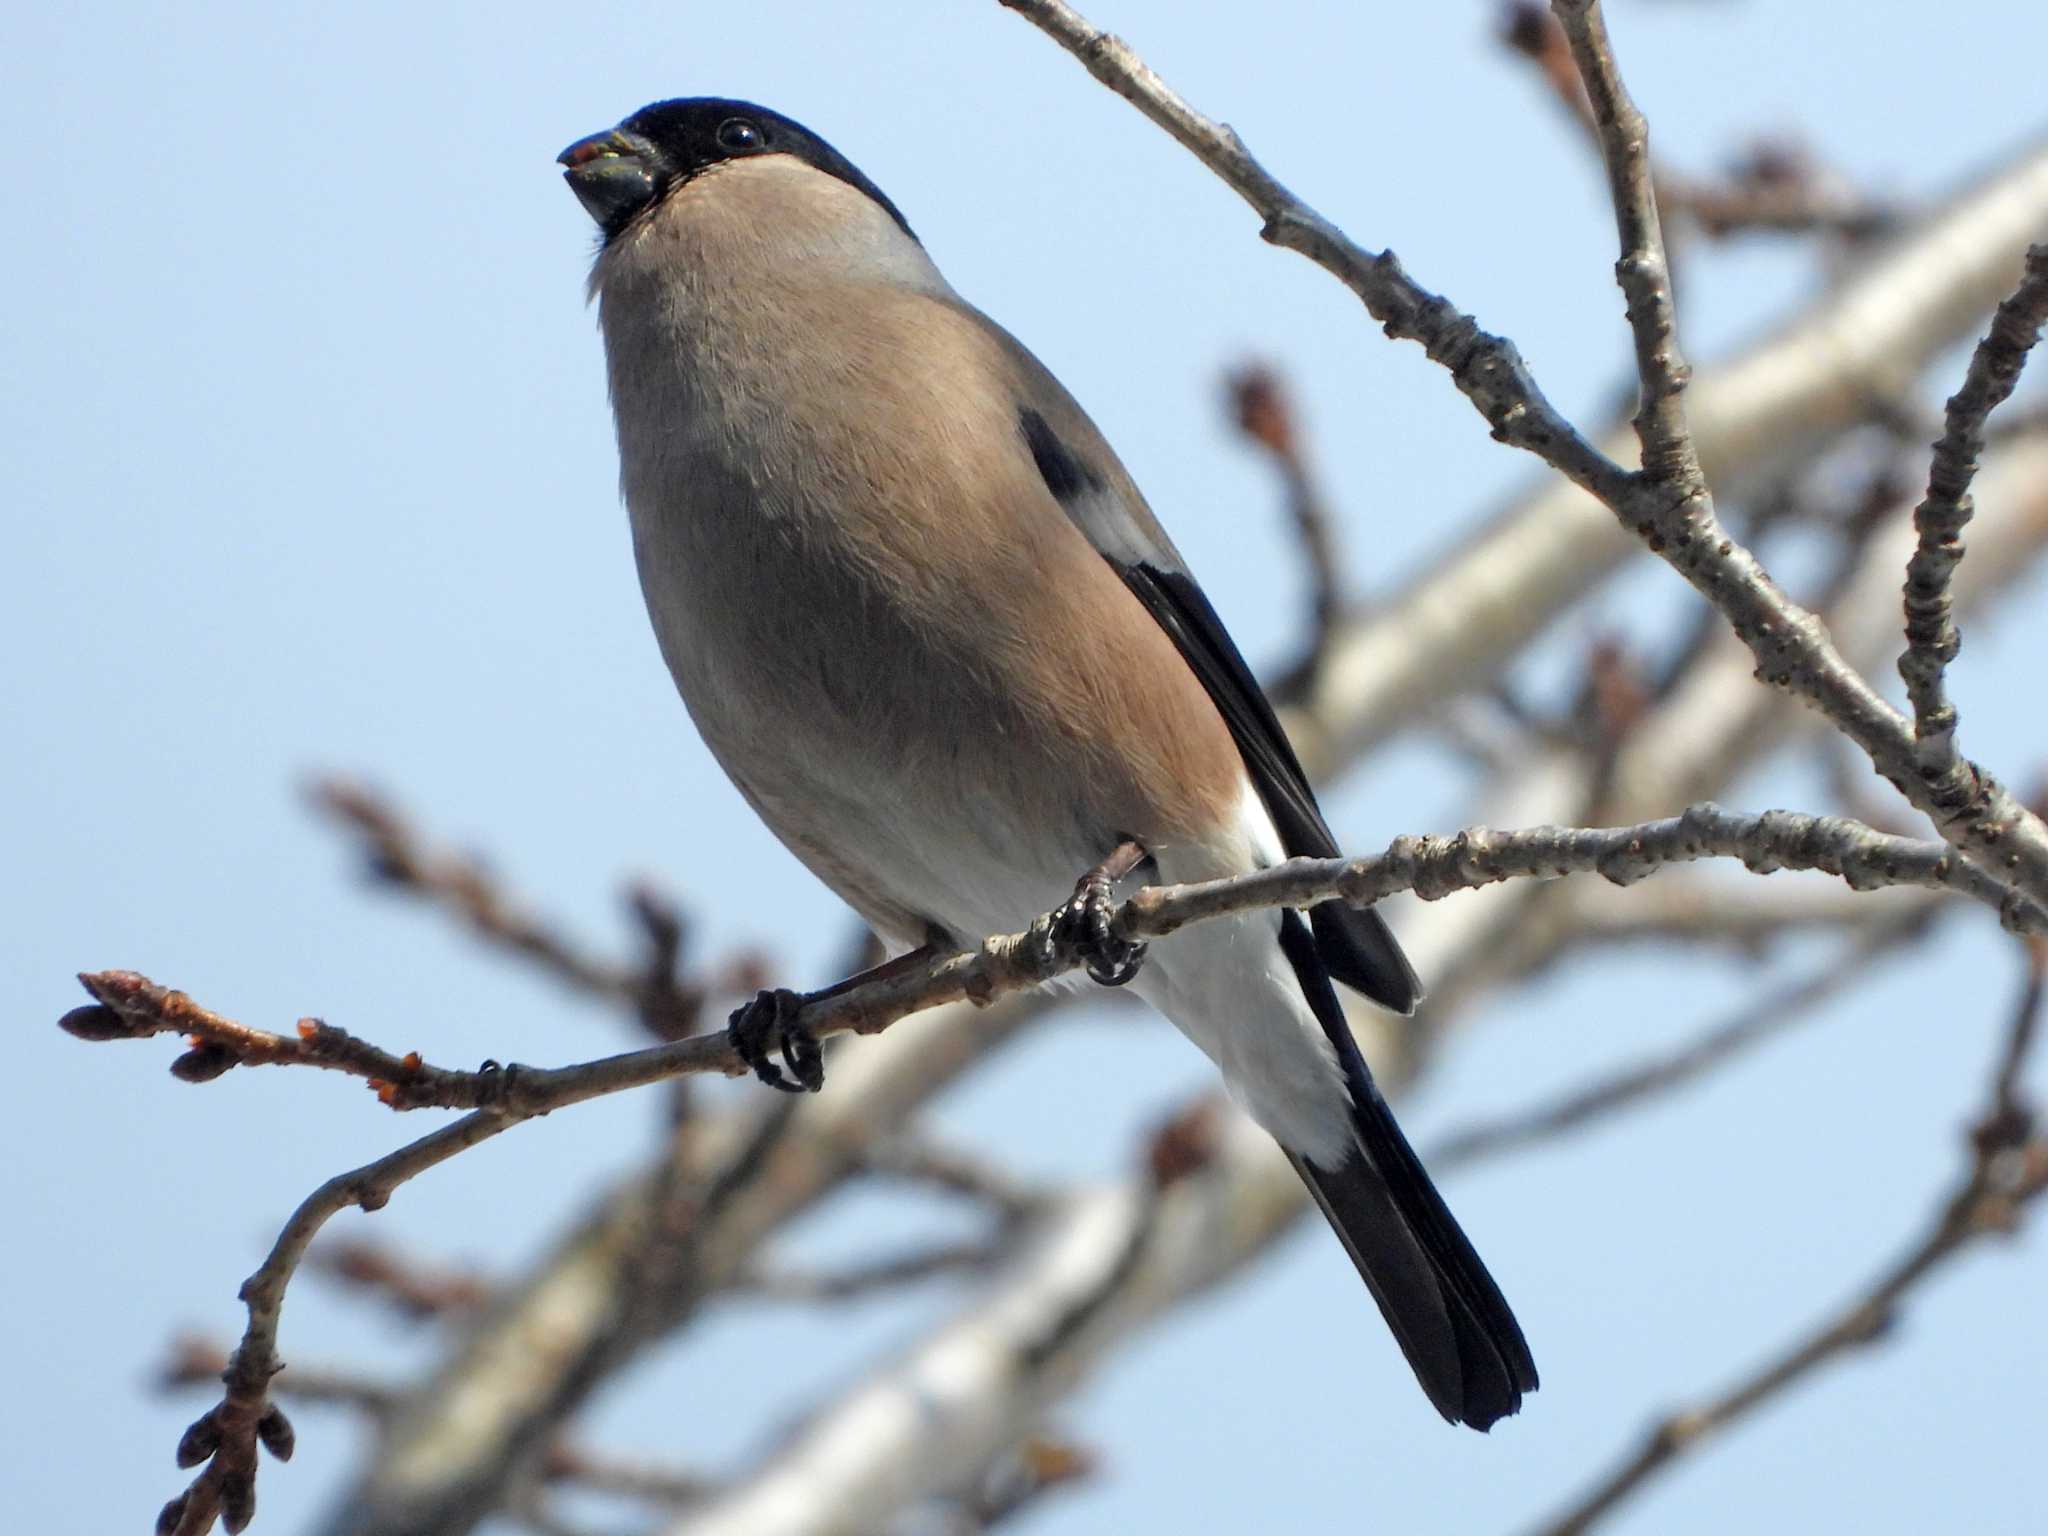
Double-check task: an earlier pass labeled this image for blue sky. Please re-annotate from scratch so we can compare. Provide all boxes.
[6,3,2045,1533]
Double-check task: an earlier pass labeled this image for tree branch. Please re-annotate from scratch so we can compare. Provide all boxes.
[1429,901,1943,1171]
[1551,0,1697,486]
[1557,878,1937,956]
[1899,244,2048,775]
[68,804,2046,1112]
[860,1133,1049,1223]
[1499,5,1892,246]
[162,1338,715,1511]
[1530,946,2048,1535]
[309,778,760,1041]
[73,798,2045,1534]
[732,1241,1002,1304]
[310,1240,493,1323]
[1281,139,2048,778]
[1000,0,2048,916]
[1228,364,1347,672]
[151,1111,511,1536]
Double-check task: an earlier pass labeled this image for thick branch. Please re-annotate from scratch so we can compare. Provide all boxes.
[1899,244,2048,774]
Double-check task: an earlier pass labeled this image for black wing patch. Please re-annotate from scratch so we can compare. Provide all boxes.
[1019,407,1104,505]
[1018,409,1422,1013]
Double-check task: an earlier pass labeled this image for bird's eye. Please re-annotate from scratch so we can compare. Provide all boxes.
[716,118,764,151]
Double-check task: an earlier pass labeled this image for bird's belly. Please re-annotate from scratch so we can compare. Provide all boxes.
[630,491,1098,947]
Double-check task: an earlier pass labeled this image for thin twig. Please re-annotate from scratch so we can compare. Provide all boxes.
[162,1337,714,1509]
[159,1336,398,1417]
[1228,364,1347,668]
[149,1109,508,1536]
[731,1241,1001,1303]
[1430,903,1941,1170]
[538,1445,713,1510]
[1560,878,1936,955]
[1551,0,1700,487]
[1899,245,2048,775]
[1530,946,2048,1535]
[310,1239,493,1321]
[311,777,631,998]
[861,1134,1049,1222]
[1499,6,1892,246]
[67,804,2048,1116]
[999,0,2048,921]
[309,777,751,1040]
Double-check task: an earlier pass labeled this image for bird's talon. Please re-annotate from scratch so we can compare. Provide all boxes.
[729,987,822,1093]
[1054,875,1148,988]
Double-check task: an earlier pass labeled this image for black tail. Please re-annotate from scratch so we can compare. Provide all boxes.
[1312,900,1423,1016]
[1278,911,1537,1429]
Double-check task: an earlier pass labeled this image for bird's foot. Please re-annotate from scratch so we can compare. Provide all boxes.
[728,987,824,1093]
[1049,868,1148,987]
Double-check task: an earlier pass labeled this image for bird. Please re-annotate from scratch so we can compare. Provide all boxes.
[559,96,1537,1429]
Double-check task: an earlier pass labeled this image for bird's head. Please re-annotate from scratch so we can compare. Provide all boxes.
[558,97,913,245]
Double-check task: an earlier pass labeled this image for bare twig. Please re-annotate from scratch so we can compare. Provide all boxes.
[1551,0,1697,484]
[160,1336,397,1418]
[311,777,631,999]
[311,1239,492,1322]
[1667,146,1894,243]
[732,1241,1002,1303]
[1530,947,2048,1536]
[1228,364,1347,668]
[1431,902,1941,1170]
[67,804,2047,1107]
[1000,0,2048,916]
[152,1114,511,1536]
[1899,245,2048,776]
[309,778,751,1040]
[1499,6,1891,245]
[162,1338,713,1510]
[537,1446,713,1510]
[1559,877,1937,955]
[68,804,2048,1116]
[860,1134,1049,1222]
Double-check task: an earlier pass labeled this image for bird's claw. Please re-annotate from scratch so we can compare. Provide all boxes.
[728,987,824,1093]
[1050,875,1148,987]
